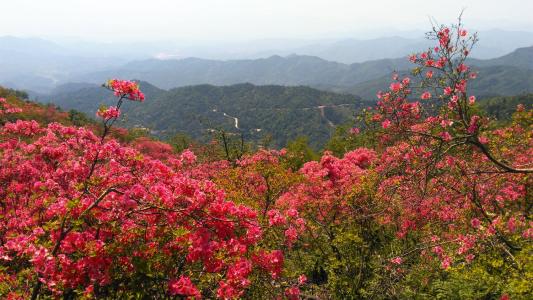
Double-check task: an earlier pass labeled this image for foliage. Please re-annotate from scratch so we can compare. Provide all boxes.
[478,94,533,121]
[283,136,319,170]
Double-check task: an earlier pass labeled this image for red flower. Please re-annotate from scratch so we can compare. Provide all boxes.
[96,106,120,120]
[390,256,403,265]
[350,127,360,135]
[285,286,300,300]
[389,82,403,92]
[106,79,145,101]
[457,63,469,73]
[382,119,391,129]
[471,218,481,229]
[420,91,432,100]
[500,294,510,300]
[168,276,201,298]
[298,274,307,285]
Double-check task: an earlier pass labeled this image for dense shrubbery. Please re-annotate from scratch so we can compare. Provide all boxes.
[1,22,532,299]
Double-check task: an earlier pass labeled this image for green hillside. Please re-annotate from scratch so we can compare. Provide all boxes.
[42,82,369,148]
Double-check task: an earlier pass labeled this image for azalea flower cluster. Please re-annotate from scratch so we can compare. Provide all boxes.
[105,79,145,101]
[96,106,120,120]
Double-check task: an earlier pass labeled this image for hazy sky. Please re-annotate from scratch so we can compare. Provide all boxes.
[1,0,532,42]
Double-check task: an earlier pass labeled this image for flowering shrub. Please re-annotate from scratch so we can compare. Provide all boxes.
[366,20,532,297]
[0,81,276,299]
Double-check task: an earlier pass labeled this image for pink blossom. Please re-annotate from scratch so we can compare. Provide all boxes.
[441,256,452,269]
[457,64,469,73]
[285,286,300,300]
[471,218,481,229]
[420,92,432,100]
[298,274,307,285]
[96,106,120,120]
[390,256,403,265]
[433,246,444,256]
[389,82,403,92]
[106,79,145,101]
[508,217,516,233]
[168,276,201,298]
[440,132,452,142]
[285,227,298,247]
[467,116,481,134]
[500,294,510,300]
[350,127,360,135]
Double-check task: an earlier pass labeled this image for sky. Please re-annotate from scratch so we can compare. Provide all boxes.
[1,0,532,42]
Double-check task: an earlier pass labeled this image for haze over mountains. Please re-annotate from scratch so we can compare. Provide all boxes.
[2,28,533,93]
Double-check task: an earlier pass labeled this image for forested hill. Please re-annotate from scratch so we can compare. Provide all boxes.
[42,82,368,148]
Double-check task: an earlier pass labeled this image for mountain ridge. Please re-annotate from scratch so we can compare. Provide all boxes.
[67,46,533,100]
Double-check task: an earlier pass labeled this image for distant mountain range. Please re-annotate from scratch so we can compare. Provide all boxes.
[72,55,413,91]
[69,46,533,100]
[293,29,533,63]
[2,29,533,93]
[40,82,368,148]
